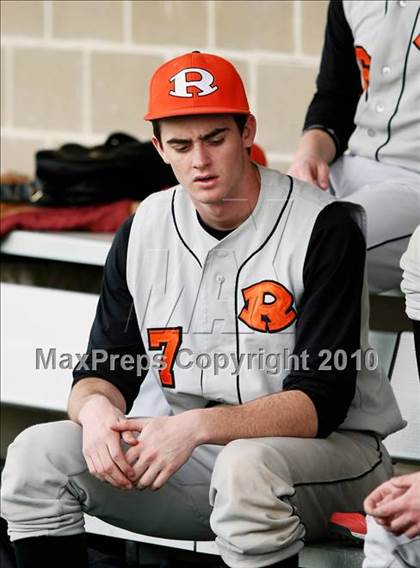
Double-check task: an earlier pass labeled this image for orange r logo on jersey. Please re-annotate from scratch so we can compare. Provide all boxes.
[355,45,371,91]
[414,34,420,50]
[238,280,297,333]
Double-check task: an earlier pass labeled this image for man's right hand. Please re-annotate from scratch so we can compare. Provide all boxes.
[288,154,330,190]
[78,394,137,489]
[287,128,336,190]
[364,472,420,538]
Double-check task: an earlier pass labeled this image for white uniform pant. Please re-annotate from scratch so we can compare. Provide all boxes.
[329,155,420,293]
[400,226,420,322]
[363,515,420,568]
[1,421,393,568]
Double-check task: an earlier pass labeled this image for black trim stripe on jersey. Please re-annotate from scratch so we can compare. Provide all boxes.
[388,331,402,381]
[233,176,294,405]
[384,1,388,16]
[367,233,412,252]
[171,189,203,269]
[375,7,420,162]
[124,300,136,334]
[294,434,384,488]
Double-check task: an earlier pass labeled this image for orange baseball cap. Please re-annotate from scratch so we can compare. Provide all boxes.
[144,51,250,121]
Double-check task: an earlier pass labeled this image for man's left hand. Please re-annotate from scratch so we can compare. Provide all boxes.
[112,411,202,491]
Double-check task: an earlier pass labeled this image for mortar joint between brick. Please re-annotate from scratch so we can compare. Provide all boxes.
[2,45,13,128]
[82,50,92,135]
[0,37,169,55]
[43,0,53,40]
[1,127,106,149]
[248,59,258,117]
[122,0,133,44]
[207,0,216,49]
[293,0,303,57]
[0,36,320,66]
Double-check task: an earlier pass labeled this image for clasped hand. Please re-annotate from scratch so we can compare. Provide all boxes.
[364,472,420,538]
[80,396,199,492]
[111,414,198,490]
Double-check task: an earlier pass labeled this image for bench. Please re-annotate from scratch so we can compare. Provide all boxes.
[1,230,419,567]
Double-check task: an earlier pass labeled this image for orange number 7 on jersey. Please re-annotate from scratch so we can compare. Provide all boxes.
[147,327,182,388]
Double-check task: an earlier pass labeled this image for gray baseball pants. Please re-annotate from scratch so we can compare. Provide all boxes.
[1,421,393,568]
[329,154,420,294]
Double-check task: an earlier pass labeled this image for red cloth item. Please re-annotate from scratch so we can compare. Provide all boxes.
[251,143,268,166]
[329,512,367,544]
[0,199,138,237]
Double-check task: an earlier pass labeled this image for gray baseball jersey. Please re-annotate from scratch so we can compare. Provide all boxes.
[343,0,420,172]
[127,166,404,437]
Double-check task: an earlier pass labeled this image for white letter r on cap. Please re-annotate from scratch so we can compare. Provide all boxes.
[169,67,218,98]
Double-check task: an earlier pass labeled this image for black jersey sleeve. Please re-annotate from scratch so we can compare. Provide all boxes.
[72,215,146,413]
[303,0,362,157]
[282,202,366,438]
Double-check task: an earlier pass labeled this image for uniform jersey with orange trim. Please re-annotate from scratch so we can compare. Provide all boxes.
[304,0,420,173]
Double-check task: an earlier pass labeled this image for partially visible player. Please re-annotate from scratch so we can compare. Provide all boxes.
[401,226,420,374]
[288,1,420,292]
[1,52,404,568]
[363,472,420,568]
[363,227,420,567]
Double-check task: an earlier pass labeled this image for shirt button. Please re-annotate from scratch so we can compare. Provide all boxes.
[382,66,391,75]
[368,129,376,137]
[216,250,228,258]
[399,1,407,6]
[216,274,225,284]
[376,103,385,113]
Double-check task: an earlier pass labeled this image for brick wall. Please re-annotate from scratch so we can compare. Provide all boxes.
[1,0,328,175]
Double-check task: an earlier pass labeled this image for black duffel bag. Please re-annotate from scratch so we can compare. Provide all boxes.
[32,132,177,206]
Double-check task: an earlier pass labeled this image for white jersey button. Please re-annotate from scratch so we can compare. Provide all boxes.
[216,274,225,284]
[368,129,376,137]
[376,103,385,113]
[399,1,407,6]
[216,250,228,258]
[382,66,391,75]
